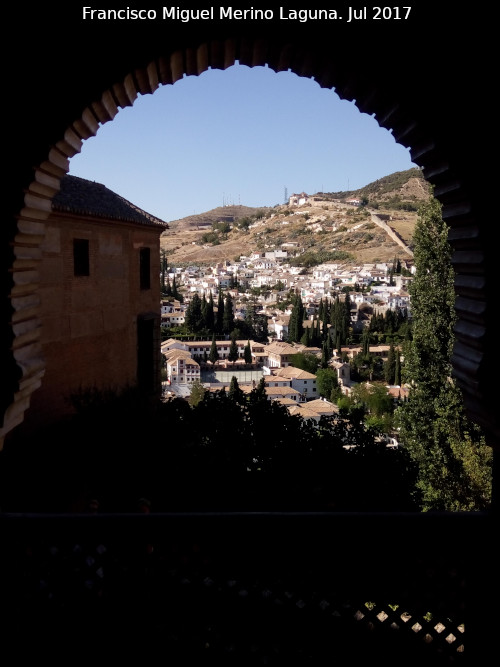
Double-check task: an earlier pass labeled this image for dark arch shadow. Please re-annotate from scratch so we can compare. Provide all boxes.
[3,9,496,449]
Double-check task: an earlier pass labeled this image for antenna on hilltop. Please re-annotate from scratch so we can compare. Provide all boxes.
[284,186,288,204]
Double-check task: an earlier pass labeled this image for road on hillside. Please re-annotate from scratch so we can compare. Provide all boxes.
[369,212,414,257]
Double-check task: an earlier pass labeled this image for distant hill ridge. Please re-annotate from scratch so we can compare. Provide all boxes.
[169,168,428,229]
[161,168,430,266]
[325,167,428,201]
[168,205,267,230]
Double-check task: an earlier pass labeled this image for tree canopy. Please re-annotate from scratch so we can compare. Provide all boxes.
[395,197,492,511]
[1,384,418,513]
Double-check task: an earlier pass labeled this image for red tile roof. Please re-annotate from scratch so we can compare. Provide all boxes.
[52,175,169,229]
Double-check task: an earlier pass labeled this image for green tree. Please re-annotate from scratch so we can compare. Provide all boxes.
[395,197,492,511]
[222,293,235,334]
[321,298,330,341]
[300,324,312,346]
[316,367,338,399]
[249,376,267,405]
[253,312,268,343]
[228,333,239,364]
[394,351,401,386]
[320,341,329,368]
[244,340,252,364]
[204,292,215,332]
[209,334,219,365]
[228,376,244,403]
[244,299,257,339]
[361,325,370,358]
[403,198,456,389]
[351,382,394,422]
[185,293,204,333]
[160,249,168,294]
[216,289,224,333]
[330,295,350,348]
[291,352,319,374]
[288,293,304,343]
[201,293,208,323]
[172,275,182,302]
[384,342,396,384]
[164,275,172,297]
[188,380,206,407]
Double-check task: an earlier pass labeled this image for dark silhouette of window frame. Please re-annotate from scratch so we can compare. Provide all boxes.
[73,238,90,277]
[140,247,151,290]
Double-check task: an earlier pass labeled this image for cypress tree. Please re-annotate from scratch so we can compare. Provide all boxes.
[249,377,267,404]
[185,293,204,333]
[204,292,215,332]
[289,293,304,343]
[342,291,352,343]
[222,293,234,335]
[394,349,401,386]
[245,299,256,339]
[362,326,370,358]
[318,298,324,322]
[228,333,239,363]
[216,289,224,333]
[201,293,208,323]
[172,275,181,301]
[160,249,167,293]
[228,375,244,403]
[300,324,311,346]
[244,340,252,364]
[209,334,219,365]
[331,296,349,347]
[395,197,492,510]
[321,342,329,368]
[314,317,321,345]
[164,275,172,297]
[385,342,396,384]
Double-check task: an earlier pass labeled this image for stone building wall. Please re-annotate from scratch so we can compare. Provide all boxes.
[18,212,163,434]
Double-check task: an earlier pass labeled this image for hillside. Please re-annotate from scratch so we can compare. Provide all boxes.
[160,168,431,266]
[167,204,270,231]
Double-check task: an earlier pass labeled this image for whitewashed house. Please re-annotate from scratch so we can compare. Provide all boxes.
[161,311,186,329]
[165,349,200,384]
[289,192,309,206]
[272,366,318,399]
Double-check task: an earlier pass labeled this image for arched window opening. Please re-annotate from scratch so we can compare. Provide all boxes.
[1,59,493,515]
[2,19,495,661]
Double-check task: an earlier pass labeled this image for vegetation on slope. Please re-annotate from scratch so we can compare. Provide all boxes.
[161,169,430,267]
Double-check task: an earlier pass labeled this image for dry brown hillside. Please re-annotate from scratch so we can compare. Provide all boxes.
[161,169,430,266]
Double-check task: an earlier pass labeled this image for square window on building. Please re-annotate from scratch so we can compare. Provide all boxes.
[73,238,89,276]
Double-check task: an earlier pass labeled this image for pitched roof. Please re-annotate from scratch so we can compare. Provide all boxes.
[266,341,297,355]
[273,366,317,380]
[303,399,339,414]
[52,174,169,229]
[265,386,302,398]
[387,386,410,399]
[274,397,297,406]
[288,404,322,419]
[164,349,192,362]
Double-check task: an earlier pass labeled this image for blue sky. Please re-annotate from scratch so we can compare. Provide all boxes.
[69,63,416,222]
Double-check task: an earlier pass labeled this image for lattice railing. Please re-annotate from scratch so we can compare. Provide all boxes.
[4,512,492,664]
